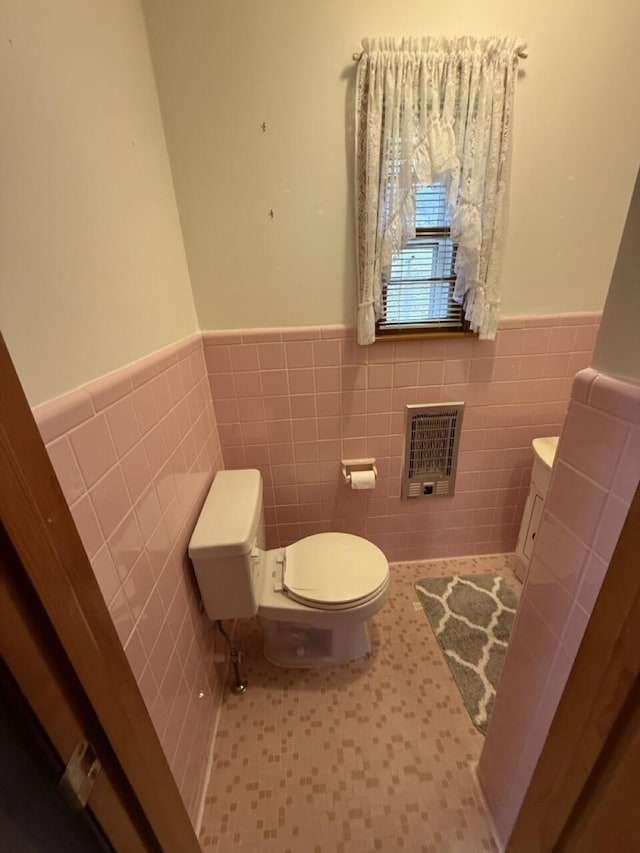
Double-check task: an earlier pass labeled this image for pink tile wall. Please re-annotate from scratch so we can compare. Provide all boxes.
[33,335,224,827]
[203,313,600,562]
[477,366,640,849]
[30,314,602,832]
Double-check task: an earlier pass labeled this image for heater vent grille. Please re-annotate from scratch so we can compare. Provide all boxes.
[402,402,465,499]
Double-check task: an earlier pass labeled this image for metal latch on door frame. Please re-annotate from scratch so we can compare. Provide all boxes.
[59,738,101,809]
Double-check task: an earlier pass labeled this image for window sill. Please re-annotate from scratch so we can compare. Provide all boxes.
[374,329,477,342]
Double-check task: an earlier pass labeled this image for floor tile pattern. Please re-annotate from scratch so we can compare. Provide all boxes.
[200,554,520,852]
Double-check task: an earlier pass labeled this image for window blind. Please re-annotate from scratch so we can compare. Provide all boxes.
[378,184,463,332]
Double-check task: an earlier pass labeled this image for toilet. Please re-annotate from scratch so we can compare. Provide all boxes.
[188,468,391,667]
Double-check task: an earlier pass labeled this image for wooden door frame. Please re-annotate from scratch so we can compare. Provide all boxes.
[1,528,156,851]
[506,483,640,851]
[0,333,201,853]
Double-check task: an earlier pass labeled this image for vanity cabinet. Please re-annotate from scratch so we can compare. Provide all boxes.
[515,436,559,583]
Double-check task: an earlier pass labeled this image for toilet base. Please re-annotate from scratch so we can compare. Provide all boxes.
[259,617,371,668]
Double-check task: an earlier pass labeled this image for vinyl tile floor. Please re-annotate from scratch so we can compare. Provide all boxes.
[199,553,520,852]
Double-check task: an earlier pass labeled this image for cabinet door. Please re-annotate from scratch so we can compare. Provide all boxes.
[523,494,545,560]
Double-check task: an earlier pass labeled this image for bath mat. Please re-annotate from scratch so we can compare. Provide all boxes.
[415,573,518,735]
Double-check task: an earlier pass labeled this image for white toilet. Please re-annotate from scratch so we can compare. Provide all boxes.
[188,468,391,667]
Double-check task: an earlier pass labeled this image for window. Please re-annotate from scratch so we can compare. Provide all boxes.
[376,183,465,337]
[355,38,523,344]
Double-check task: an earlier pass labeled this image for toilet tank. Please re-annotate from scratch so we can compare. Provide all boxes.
[189,469,263,621]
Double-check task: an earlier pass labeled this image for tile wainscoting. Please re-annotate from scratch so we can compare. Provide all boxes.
[477,366,640,848]
[33,334,223,826]
[30,311,601,829]
[203,313,600,562]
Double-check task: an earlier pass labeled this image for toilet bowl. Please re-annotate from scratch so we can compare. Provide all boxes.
[188,469,391,667]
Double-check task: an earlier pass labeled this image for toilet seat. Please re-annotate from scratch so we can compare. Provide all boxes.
[282,533,389,611]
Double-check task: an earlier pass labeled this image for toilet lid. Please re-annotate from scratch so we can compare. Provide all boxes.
[283,533,389,608]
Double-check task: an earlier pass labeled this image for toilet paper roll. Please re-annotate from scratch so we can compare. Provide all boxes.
[350,470,376,490]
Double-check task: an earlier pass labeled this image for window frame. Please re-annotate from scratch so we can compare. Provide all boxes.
[375,185,473,341]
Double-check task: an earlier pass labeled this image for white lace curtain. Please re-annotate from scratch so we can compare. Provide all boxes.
[355,36,524,343]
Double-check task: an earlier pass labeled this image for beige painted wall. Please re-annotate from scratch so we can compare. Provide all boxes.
[0,1,198,406]
[142,0,640,330]
[592,169,640,383]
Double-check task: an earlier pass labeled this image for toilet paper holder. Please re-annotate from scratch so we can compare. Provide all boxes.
[341,458,377,485]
